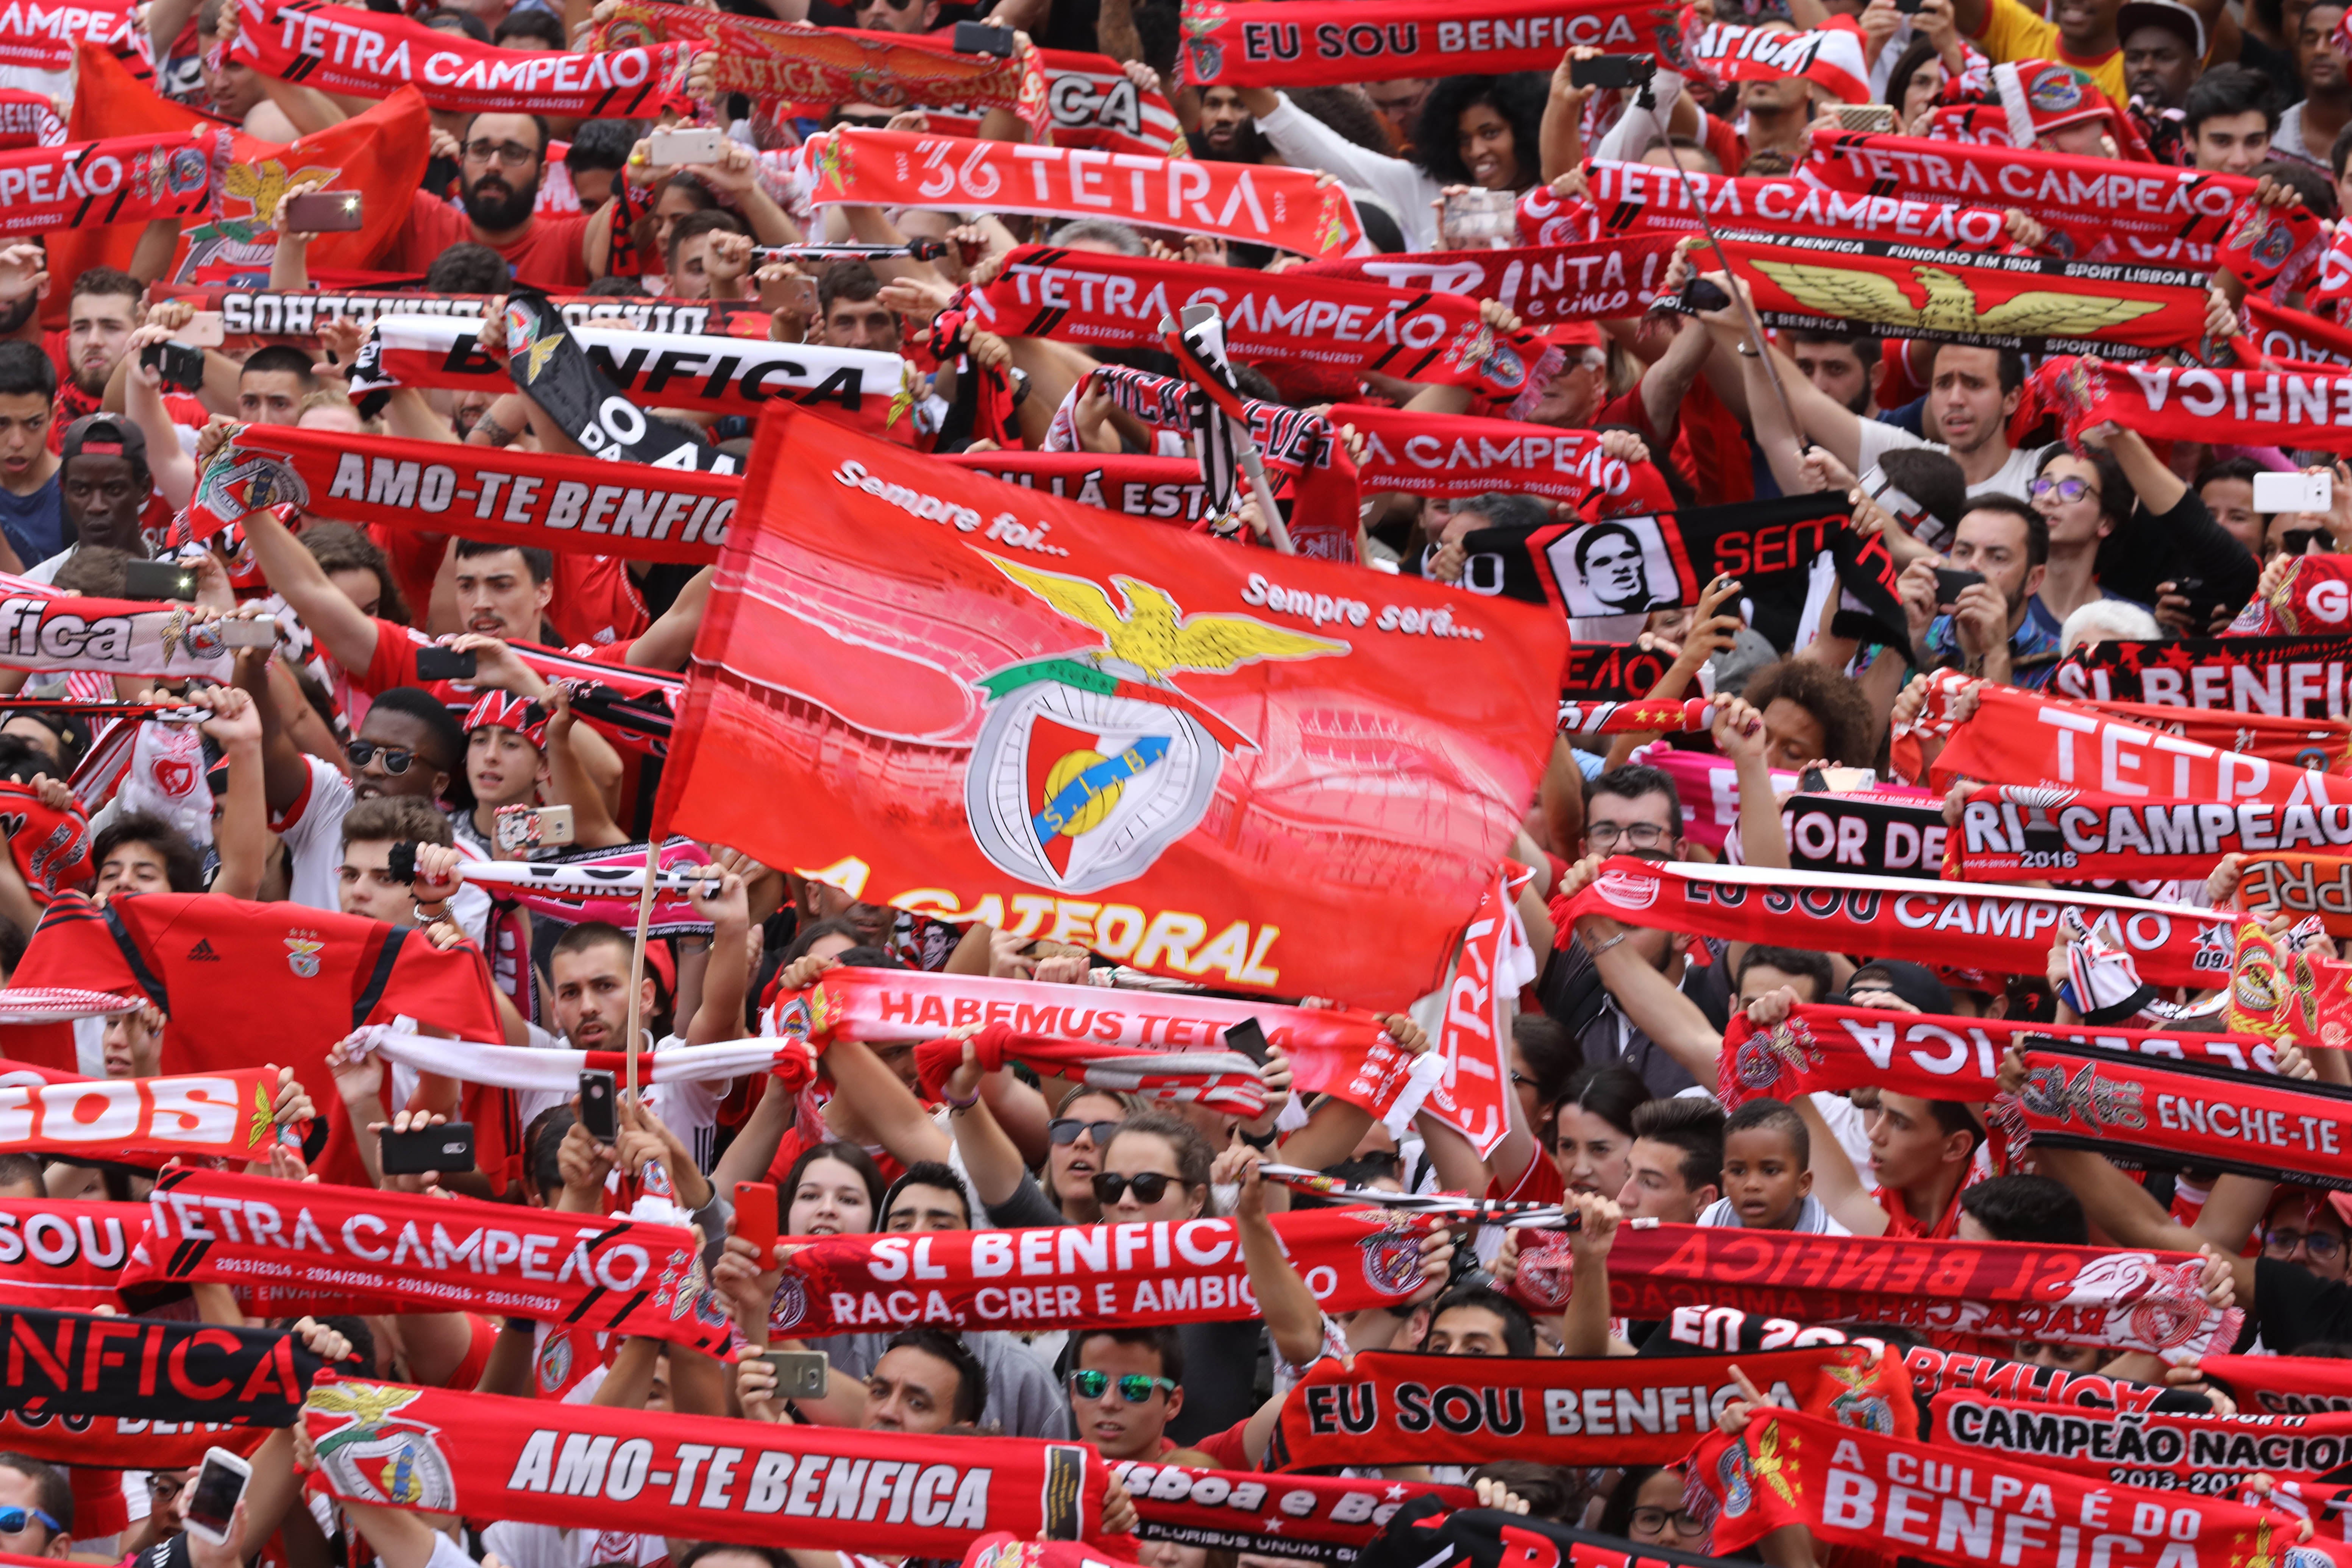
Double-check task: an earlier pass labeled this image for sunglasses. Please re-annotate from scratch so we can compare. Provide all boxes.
[1069,1369,1176,1403]
[2029,475,2095,503]
[0,1509,60,1536]
[1093,1171,1177,1205]
[848,0,918,11]
[346,739,426,775]
[1049,1118,1119,1147]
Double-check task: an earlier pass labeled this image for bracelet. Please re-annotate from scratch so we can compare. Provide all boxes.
[1239,1127,1277,1151]
[1586,929,1631,956]
[942,1085,981,1110]
[1735,342,1761,357]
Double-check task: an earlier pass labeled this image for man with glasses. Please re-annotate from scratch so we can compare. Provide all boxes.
[391,112,605,287]
[1067,1327,1211,1462]
[1535,765,1730,1096]
[0,1454,69,1562]
[2261,1189,2352,1284]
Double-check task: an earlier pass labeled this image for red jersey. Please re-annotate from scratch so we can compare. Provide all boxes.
[389,200,594,290]
[550,554,649,652]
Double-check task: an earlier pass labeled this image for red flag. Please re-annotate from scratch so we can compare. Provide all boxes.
[655,411,1565,1010]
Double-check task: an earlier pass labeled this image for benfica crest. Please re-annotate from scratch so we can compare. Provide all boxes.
[306,1382,459,1512]
[965,551,1347,894]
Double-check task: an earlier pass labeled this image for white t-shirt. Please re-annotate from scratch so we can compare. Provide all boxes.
[274,756,491,940]
[521,1027,725,1173]
[484,1519,664,1568]
[1854,419,2049,502]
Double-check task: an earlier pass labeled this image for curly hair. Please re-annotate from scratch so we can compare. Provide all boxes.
[1412,72,1548,189]
[1742,657,1874,768]
[302,522,411,626]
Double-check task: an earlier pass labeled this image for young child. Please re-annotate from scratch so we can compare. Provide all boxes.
[1698,1098,1850,1235]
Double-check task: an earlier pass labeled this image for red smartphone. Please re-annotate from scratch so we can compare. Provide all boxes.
[735,1181,778,1254]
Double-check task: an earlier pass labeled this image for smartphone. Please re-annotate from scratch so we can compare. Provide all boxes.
[1442,188,1518,245]
[952,19,1014,55]
[1674,276,1731,315]
[763,1349,830,1400]
[1894,0,1926,14]
[178,310,226,348]
[494,804,576,854]
[183,1447,251,1548]
[735,1180,779,1254]
[413,646,478,682]
[285,190,364,232]
[579,1069,617,1142]
[379,1121,476,1175]
[785,275,819,315]
[1835,104,1897,133]
[1225,1017,1271,1067]
[2255,470,2333,512]
[139,339,204,394]
[648,126,727,167]
[123,559,197,602]
[222,618,276,649]
[1933,566,1984,608]
[1568,53,1656,89]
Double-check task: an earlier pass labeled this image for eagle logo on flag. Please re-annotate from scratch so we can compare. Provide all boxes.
[964,551,1346,894]
[1752,261,2169,338]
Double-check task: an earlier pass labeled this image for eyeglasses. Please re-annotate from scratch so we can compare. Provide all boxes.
[1093,1171,1176,1205]
[1587,822,1672,850]
[1069,1369,1176,1403]
[0,1509,61,1537]
[849,0,918,10]
[2264,1227,2344,1261]
[148,1477,188,1501]
[835,112,895,129]
[346,739,423,774]
[2029,475,2096,504]
[1049,1118,1119,1147]
[1630,1508,1707,1538]
[463,139,538,169]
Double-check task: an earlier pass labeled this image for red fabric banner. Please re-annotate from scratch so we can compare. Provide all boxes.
[1511,1224,2244,1354]
[2199,1354,2352,1417]
[0,780,89,903]
[0,1409,273,1470]
[0,0,138,73]
[2232,554,2352,638]
[0,1067,277,1162]
[2246,295,2352,369]
[768,1208,1439,1339]
[940,453,1218,524]
[2011,1040,2352,1189]
[2239,853,2352,938]
[1035,51,1184,159]
[1423,870,1514,1157]
[910,1019,1267,1118]
[1900,1342,2172,1413]
[1583,159,2015,250]
[1718,1002,2278,1110]
[1174,0,1676,87]
[2056,634,2352,721]
[233,0,689,115]
[1270,1346,1909,1471]
[302,1378,1126,1551]
[1945,785,2352,882]
[164,285,777,343]
[123,1168,735,1352]
[1929,1390,2352,1489]
[2080,699,2352,774]
[1110,1465,1475,1566]
[1559,857,2238,988]
[1683,15,1870,103]
[2036,358,2352,452]
[193,424,736,564]
[0,1198,139,1311]
[971,245,1544,398]
[1325,403,1636,506]
[655,412,1565,1011]
[804,129,1365,258]
[0,131,211,239]
[1696,1409,2352,1567]
[1300,237,1683,324]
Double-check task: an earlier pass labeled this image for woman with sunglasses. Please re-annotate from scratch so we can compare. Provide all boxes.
[2052,415,2259,641]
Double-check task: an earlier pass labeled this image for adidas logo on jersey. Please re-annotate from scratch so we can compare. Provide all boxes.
[187,939,221,961]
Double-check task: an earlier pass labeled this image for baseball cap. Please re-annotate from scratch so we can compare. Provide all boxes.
[59,413,147,470]
[1843,959,1954,1017]
[2117,0,2205,61]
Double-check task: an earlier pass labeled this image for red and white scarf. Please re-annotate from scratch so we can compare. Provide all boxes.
[910,1020,1266,1118]
[0,1067,280,1163]
[0,131,212,239]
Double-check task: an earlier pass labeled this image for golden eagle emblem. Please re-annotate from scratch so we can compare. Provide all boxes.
[985,556,1347,683]
[1753,261,2168,338]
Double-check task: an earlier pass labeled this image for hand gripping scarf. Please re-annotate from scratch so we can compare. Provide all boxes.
[1269,1346,1912,1472]
[2201,1354,2352,1417]
[803,129,1366,258]
[2036,357,2352,452]
[2058,633,2352,721]
[783,969,1439,1131]
[766,1208,1443,1340]
[1174,0,1677,87]
[0,1305,320,1423]
[1555,857,2239,988]
[2230,553,2352,638]
[190,424,737,564]
[1718,1002,2277,1111]
[1928,1392,2352,1492]
[1946,785,2352,882]
[343,1027,818,1096]
[122,1167,736,1353]
[911,1019,1267,1118]
[1693,1408,2352,1568]
[0,1198,141,1310]
[301,1378,1127,1552]
[0,131,212,239]
[0,1066,282,1163]
[1299,237,1685,323]
[970,245,1544,398]
[1108,1466,1477,1566]
[0,780,88,903]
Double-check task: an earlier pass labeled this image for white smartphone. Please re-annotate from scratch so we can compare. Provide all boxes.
[2255,470,2333,513]
[183,1446,251,1547]
[178,311,226,349]
[648,127,726,166]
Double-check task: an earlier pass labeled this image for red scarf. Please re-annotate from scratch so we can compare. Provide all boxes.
[1901,1342,2172,1414]
[791,970,1436,1127]
[1327,403,1648,506]
[0,132,213,240]
[2200,1354,2352,1417]
[1174,0,1675,87]
[1300,236,1684,319]
[0,0,139,72]
[2037,357,2352,451]
[2057,632,2352,721]
[233,0,690,115]
[2248,294,2352,368]
[1695,1409,2352,1566]
[769,1209,1441,1340]
[1683,14,1870,103]
[805,129,1364,259]
[1270,1346,1909,1471]
[0,1067,279,1162]
[166,284,777,342]
[1424,869,1515,1156]
[2082,698,2352,774]
[1556,857,2238,987]
[1873,1181,1965,1240]
[0,1198,140,1311]
[912,1020,1266,1118]
[1718,1002,2275,1111]
[122,1168,736,1355]
[2232,553,2352,637]
[1947,785,2352,882]
[0,1410,272,1469]
[192,424,735,564]
[971,246,1542,398]
[1584,159,2016,250]
[1507,1223,2244,1357]
[0,1305,318,1424]
[304,1376,1129,1550]
[1929,1390,2352,1489]
[939,452,1216,523]
[2240,853,2352,938]
[0,780,89,903]
[0,572,236,680]
[1110,1466,1476,1564]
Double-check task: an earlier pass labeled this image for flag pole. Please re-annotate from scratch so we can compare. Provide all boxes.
[622,850,657,1102]
[1169,302,1297,555]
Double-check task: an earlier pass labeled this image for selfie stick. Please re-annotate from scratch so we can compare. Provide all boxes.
[1638,67,1803,443]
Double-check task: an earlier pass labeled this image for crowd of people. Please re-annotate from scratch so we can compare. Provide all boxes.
[1,0,2351,1565]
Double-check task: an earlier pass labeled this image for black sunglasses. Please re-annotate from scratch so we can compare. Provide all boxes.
[346,738,426,774]
[1049,1118,1118,1147]
[1093,1171,1176,1205]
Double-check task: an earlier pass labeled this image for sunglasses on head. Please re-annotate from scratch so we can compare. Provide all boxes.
[1093,1171,1176,1204]
[1069,1369,1176,1403]
[0,1509,59,1537]
[346,738,426,774]
[1049,1117,1118,1147]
